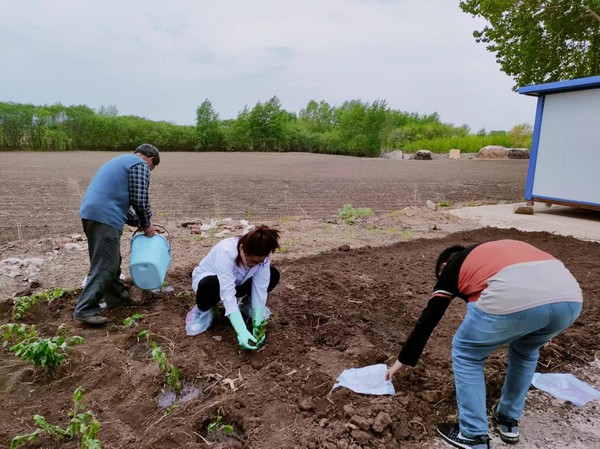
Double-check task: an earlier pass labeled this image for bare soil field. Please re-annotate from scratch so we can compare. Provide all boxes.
[0,152,599,449]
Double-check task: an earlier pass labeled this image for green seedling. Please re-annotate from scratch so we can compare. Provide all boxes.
[254,320,267,346]
[12,288,69,320]
[151,341,181,394]
[1,323,84,371]
[137,330,150,342]
[123,314,143,328]
[10,387,101,449]
[437,201,452,207]
[207,416,234,436]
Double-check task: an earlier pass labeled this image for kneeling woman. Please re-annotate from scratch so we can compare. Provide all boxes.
[186,225,281,350]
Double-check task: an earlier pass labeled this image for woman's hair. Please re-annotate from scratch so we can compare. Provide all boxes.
[236,225,281,266]
[435,244,466,279]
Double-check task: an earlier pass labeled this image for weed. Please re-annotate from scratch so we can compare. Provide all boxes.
[123,314,143,328]
[276,245,289,253]
[10,387,101,449]
[437,201,452,207]
[402,229,412,238]
[207,416,234,436]
[337,204,374,225]
[176,291,193,300]
[1,323,83,371]
[151,341,181,394]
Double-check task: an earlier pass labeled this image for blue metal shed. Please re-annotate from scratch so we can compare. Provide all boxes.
[519,75,600,211]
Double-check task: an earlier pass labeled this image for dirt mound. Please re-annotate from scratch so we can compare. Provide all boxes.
[1,227,599,448]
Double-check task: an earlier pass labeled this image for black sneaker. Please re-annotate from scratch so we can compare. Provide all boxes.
[492,404,519,444]
[437,423,490,449]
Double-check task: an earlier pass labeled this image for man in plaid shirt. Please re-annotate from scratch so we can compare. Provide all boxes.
[74,144,160,325]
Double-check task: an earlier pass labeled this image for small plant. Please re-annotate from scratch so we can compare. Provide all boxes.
[137,330,150,342]
[12,288,69,320]
[123,313,143,328]
[10,387,101,449]
[207,416,234,436]
[1,323,84,371]
[437,201,452,207]
[254,321,267,345]
[337,204,374,225]
[151,341,181,394]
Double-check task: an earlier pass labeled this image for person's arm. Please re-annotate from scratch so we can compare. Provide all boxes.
[386,292,452,381]
[212,247,241,317]
[129,163,155,236]
[250,261,270,311]
[398,293,452,366]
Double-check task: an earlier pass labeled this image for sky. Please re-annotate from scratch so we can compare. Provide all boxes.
[0,0,538,132]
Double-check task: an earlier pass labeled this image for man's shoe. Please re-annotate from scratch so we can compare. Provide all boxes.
[74,315,109,325]
[437,423,490,449]
[492,403,519,444]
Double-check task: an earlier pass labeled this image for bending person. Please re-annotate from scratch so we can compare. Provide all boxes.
[385,239,583,449]
[187,225,281,350]
[75,144,160,325]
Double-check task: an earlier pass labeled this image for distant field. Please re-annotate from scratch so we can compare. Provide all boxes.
[0,152,528,243]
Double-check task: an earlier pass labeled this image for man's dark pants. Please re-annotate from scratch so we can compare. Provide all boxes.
[74,220,130,318]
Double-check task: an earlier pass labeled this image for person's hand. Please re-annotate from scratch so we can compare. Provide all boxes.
[228,311,258,351]
[385,360,411,381]
[236,327,258,350]
[143,224,156,237]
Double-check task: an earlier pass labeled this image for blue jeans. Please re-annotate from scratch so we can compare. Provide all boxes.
[452,301,582,437]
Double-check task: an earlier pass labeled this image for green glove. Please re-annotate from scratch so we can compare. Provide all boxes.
[252,308,266,346]
[228,311,257,350]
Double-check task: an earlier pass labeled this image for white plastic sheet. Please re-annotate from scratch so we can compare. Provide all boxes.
[331,364,395,396]
[531,372,600,406]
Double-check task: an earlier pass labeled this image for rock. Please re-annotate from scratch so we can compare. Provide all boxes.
[449,149,461,159]
[297,398,314,411]
[413,150,432,160]
[214,230,230,238]
[337,440,349,449]
[338,244,351,252]
[514,203,534,215]
[350,415,371,431]
[384,150,403,160]
[418,389,441,403]
[477,145,509,159]
[319,418,329,427]
[350,429,372,445]
[426,200,437,211]
[508,147,530,159]
[372,412,393,433]
[342,404,356,417]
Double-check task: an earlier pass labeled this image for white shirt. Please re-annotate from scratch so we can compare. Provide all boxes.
[191,237,271,316]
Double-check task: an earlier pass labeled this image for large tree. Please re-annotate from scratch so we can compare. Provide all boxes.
[460,0,600,88]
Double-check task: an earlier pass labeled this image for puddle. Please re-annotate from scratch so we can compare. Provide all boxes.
[157,383,201,408]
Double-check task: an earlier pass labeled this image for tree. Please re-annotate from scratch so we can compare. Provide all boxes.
[460,1,600,89]
[195,99,223,151]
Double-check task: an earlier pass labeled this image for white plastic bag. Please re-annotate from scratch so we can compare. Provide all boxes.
[185,305,213,336]
[531,372,600,406]
[331,364,395,396]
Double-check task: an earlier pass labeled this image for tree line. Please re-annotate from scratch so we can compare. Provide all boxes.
[0,99,531,156]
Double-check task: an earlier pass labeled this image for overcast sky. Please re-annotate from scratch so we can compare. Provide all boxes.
[0,1,538,132]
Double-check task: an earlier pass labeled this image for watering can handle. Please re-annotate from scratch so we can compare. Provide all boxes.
[132,223,170,241]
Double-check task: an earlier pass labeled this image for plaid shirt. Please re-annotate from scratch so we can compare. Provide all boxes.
[125,162,152,228]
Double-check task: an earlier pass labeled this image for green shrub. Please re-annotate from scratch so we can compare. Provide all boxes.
[337,204,374,224]
[1,323,84,371]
